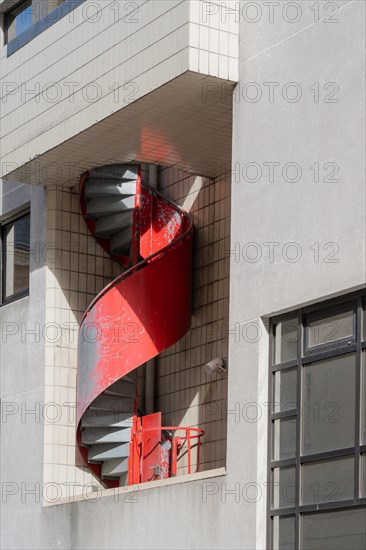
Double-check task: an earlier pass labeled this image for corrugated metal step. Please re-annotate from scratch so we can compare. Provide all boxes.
[81,411,133,428]
[81,427,131,445]
[105,379,136,398]
[88,442,130,461]
[86,196,135,218]
[110,227,133,255]
[90,394,135,412]
[102,457,129,478]
[95,212,133,238]
[89,165,138,181]
[84,180,137,199]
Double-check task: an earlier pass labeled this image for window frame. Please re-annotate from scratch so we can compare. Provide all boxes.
[267,291,366,550]
[0,209,31,306]
[3,0,87,56]
[3,0,33,45]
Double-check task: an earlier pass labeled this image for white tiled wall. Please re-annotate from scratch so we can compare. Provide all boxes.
[43,185,120,499]
[157,166,231,473]
[0,1,238,182]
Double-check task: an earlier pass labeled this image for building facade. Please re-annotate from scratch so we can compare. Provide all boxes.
[0,1,365,548]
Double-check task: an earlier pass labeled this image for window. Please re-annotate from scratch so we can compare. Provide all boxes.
[268,293,366,550]
[4,0,33,43]
[1,212,30,304]
[4,0,68,43]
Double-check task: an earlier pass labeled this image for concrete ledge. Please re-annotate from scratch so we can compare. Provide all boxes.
[44,467,226,507]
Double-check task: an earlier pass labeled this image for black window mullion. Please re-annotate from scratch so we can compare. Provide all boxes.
[295,311,302,550]
[355,298,362,498]
[269,291,366,550]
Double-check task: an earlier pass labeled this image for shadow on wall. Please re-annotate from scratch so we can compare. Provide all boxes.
[155,168,231,475]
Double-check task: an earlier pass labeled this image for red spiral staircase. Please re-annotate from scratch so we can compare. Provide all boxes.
[76,164,203,488]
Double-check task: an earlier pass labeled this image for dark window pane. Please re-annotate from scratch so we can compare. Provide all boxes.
[273,417,296,461]
[273,368,297,413]
[272,516,295,550]
[301,457,354,506]
[307,310,354,349]
[3,215,30,300]
[272,467,296,509]
[302,507,366,550]
[362,455,366,498]
[302,354,356,455]
[274,318,298,364]
[361,352,366,445]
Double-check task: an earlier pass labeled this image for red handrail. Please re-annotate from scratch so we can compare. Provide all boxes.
[134,425,205,478]
[80,180,193,325]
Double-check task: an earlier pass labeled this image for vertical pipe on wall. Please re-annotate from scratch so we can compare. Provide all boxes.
[145,164,158,414]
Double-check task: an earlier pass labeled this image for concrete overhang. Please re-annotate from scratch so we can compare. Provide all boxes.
[0,0,239,186]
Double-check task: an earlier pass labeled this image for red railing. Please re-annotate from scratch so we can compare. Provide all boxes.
[128,416,205,484]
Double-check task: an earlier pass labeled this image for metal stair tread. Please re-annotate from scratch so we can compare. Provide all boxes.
[81,426,131,445]
[84,180,137,199]
[88,442,130,461]
[101,457,129,478]
[89,165,138,181]
[89,394,135,412]
[86,196,135,218]
[95,211,134,238]
[81,410,133,428]
[110,227,133,255]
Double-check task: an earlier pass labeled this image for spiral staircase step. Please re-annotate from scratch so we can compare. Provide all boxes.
[88,165,138,181]
[89,394,135,412]
[102,457,129,478]
[84,180,138,199]
[110,227,133,255]
[81,411,133,428]
[86,196,135,218]
[81,427,131,445]
[88,443,130,462]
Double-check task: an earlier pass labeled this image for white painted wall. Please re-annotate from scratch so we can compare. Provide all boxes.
[0,0,238,180]
[229,1,365,546]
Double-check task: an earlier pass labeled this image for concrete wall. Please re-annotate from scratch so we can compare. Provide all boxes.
[228,0,365,547]
[0,180,47,549]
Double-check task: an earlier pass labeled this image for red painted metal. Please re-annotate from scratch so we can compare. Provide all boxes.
[128,424,205,483]
[77,236,193,421]
[141,412,162,482]
[77,166,196,487]
[128,415,141,486]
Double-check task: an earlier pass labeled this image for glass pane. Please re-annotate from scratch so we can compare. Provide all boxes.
[274,369,297,413]
[273,417,296,461]
[307,310,354,349]
[361,455,366,498]
[4,215,30,299]
[301,457,354,505]
[7,1,33,41]
[302,507,366,550]
[274,318,298,364]
[361,352,366,445]
[272,467,296,509]
[302,354,356,455]
[272,516,295,550]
